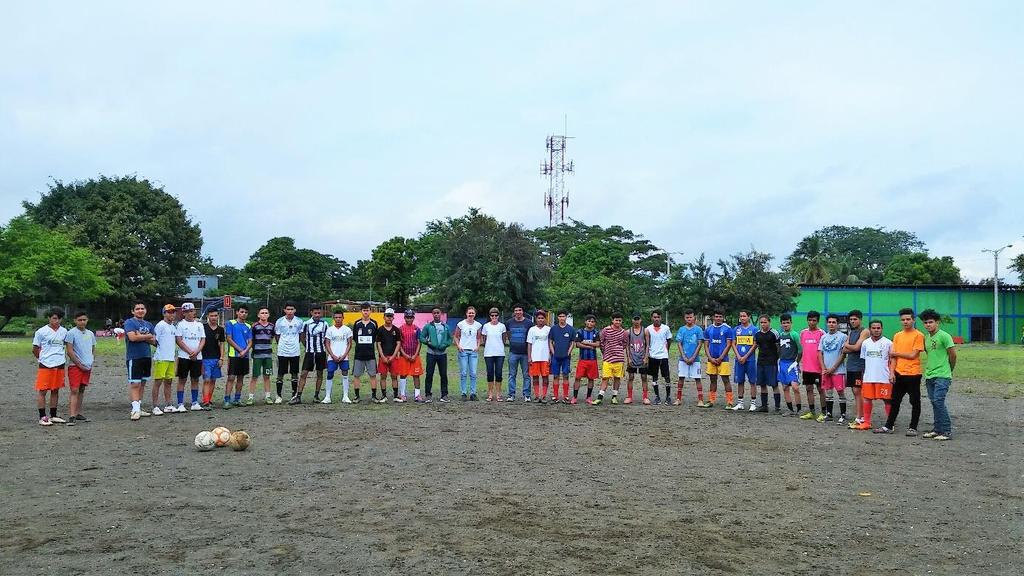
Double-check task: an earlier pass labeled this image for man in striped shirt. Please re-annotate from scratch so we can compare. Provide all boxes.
[250,308,275,404]
[593,313,630,405]
[290,304,328,405]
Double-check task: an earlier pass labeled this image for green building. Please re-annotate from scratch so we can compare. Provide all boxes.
[790,284,1024,344]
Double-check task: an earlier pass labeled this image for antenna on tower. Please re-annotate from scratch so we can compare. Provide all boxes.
[540,118,575,226]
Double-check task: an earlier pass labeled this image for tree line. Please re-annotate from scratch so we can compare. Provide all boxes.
[3,175,1011,330]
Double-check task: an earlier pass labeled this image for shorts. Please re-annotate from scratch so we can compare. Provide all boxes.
[302,352,327,372]
[252,357,274,377]
[576,359,599,380]
[802,371,821,387]
[128,357,153,383]
[327,359,350,379]
[529,361,551,377]
[353,358,377,377]
[277,355,300,377]
[601,361,625,379]
[627,363,647,375]
[846,371,863,388]
[677,359,702,380]
[756,363,777,387]
[176,357,201,380]
[202,358,222,380]
[822,373,846,392]
[68,365,92,388]
[550,356,571,376]
[153,360,176,380]
[863,381,893,400]
[778,360,799,385]
[706,360,731,377]
[35,365,65,391]
[733,358,757,384]
[647,357,670,382]
[377,358,397,376]
[396,356,423,377]
[228,357,250,377]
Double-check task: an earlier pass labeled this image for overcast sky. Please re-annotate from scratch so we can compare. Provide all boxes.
[2,1,1022,281]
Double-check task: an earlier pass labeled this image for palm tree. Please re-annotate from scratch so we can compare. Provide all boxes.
[786,236,834,284]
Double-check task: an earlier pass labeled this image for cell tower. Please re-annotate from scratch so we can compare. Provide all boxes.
[540,124,574,226]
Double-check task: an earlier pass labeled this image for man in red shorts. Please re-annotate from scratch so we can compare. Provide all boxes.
[573,315,600,404]
[64,311,97,424]
[397,309,423,402]
[375,308,403,403]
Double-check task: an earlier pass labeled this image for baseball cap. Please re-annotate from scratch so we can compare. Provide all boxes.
[632,313,642,320]
[162,304,177,313]
[181,302,196,311]
[404,309,415,317]
[384,307,395,315]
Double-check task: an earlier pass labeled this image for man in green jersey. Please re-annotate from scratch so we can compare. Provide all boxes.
[919,309,957,441]
[776,313,802,416]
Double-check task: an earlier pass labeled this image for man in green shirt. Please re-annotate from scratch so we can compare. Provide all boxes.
[919,309,957,441]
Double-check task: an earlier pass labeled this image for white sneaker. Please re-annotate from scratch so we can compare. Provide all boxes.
[152,406,164,416]
[321,397,332,404]
[164,405,177,413]
[274,396,283,404]
[39,416,52,426]
[190,402,203,411]
[130,410,141,421]
[748,402,758,412]
[138,410,151,417]
[731,402,744,411]
[341,396,352,404]
[177,404,187,413]
[50,416,67,424]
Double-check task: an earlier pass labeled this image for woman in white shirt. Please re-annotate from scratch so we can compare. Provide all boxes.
[454,307,483,401]
[480,307,507,402]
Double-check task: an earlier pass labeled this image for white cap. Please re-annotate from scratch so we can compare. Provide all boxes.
[181,302,196,311]
[384,307,395,315]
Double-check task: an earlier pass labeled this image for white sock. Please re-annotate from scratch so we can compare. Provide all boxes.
[248,393,254,400]
[265,392,272,399]
[612,390,618,397]
[399,378,407,397]
[131,400,141,411]
[325,379,333,398]
[414,387,421,397]
[342,378,350,397]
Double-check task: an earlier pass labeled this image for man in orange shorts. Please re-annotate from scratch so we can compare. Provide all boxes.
[573,315,600,404]
[397,309,423,402]
[33,309,69,426]
[375,308,403,403]
[857,320,893,430]
[527,310,552,402]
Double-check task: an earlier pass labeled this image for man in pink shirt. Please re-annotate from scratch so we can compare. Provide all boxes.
[798,311,827,421]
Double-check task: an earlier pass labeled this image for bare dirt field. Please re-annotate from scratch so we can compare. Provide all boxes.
[1,356,1021,576]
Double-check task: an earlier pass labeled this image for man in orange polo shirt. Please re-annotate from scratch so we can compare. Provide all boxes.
[877,308,925,436]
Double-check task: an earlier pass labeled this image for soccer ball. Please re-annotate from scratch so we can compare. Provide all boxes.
[194,431,216,451]
[211,426,232,447]
[227,430,251,451]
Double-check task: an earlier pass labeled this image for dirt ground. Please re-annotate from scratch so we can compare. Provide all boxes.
[1,356,1021,576]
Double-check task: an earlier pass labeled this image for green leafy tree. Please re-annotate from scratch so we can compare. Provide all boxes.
[785,226,926,283]
[227,237,352,305]
[784,236,835,284]
[546,239,635,317]
[21,175,203,305]
[533,219,665,278]
[719,249,799,315]
[363,236,420,308]
[0,217,111,330]
[882,253,962,285]
[1010,253,1024,283]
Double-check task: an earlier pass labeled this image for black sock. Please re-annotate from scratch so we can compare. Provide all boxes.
[786,401,793,411]
[796,403,802,411]
[38,408,45,418]
[808,403,815,413]
[775,394,782,409]
[586,386,593,398]
[652,384,660,397]
[828,400,834,416]
[597,391,604,398]
[276,380,283,396]
[761,392,769,407]
[371,389,377,400]
[291,380,298,395]
[354,388,360,399]
[393,386,399,398]
[839,401,847,416]
[665,385,671,398]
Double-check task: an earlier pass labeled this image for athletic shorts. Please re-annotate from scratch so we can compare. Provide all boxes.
[529,361,550,377]
[302,352,327,372]
[706,360,731,376]
[627,363,647,375]
[550,356,571,376]
[36,365,65,391]
[575,359,599,380]
[377,358,398,376]
[845,371,863,389]
[353,358,377,377]
[778,360,799,385]
[647,357,670,382]
[822,373,846,392]
[327,359,350,379]
[733,359,757,384]
[68,365,91,388]
[252,357,273,377]
[862,381,893,400]
[128,357,153,383]
[802,371,822,387]
[756,363,777,387]
[601,361,625,379]
[228,357,250,377]
[153,360,176,380]
[202,358,222,380]
[396,356,423,377]
[677,359,702,380]
[176,357,201,380]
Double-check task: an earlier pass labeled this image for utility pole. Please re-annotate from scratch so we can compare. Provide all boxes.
[981,244,1012,343]
[540,118,575,226]
[248,278,276,310]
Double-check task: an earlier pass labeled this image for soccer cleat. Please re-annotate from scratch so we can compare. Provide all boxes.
[641,398,650,406]
[245,398,255,406]
[623,397,633,405]
[321,397,332,404]
[922,431,938,438]
[424,396,433,404]
[39,416,52,426]
[342,396,352,404]
[138,411,150,418]
[905,429,918,437]
[524,396,532,403]
[287,396,301,405]
[414,395,423,403]
[223,401,233,410]
[152,406,164,416]
[394,396,405,404]
[873,426,894,434]
[749,403,759,412]
[191,402,203,411]
[933,434,950,441]
[537,397,547,404]
[570,397,577,405]
[611,396,619,405]
[274,396,283,405]
[854,422,872,430]
[265,396,274,405]
[313,394,321,403]
[592,397,603,405]
[75,414,88,422]
[773,408,783,415]
[438,396,450,403]
[586,397,593,405]
[731,402,744,411]
[50,416,67,424]
[757,405,769,413]
[673,399,682,406]
[66,417,75,426]
[200,403,212,411]
[652,396,660,405]
[799,411,815,420]
[837,416,847,425]
[816,413,826,423]
[177,404,187,413]
[164,405,177,414]
[130,410,141,421]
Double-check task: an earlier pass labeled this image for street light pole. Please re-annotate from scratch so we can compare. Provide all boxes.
[659,250,685,325]
[248,278,276,311]
[981,244,1012,344]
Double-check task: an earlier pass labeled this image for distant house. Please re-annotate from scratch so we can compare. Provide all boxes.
[183,274,219,299]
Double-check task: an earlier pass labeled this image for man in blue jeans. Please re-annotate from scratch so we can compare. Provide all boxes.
[419,307,452,402]
[919,309,957,441]
[505,305,533,402]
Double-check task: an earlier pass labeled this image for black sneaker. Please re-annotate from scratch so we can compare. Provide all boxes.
[537,397,547,404]
[461,394,468,401]
[439,396,450,403]
[75,414,88,422]
[757,405,769,413]
[653,396,661,405]
[66,417,76,426]
[287,396,302,405]
[469,393,478,401]
[313,394,321,402]
[424,395,433,404]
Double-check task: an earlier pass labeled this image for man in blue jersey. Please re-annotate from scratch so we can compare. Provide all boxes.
[505,305,533,402]
[675,309,706,406]
[549,311,575,403]
[732,310,759,411]
[704,309,735,409]
[224,305,253,407]
[572,315,600,405]
[124,301,156,421]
